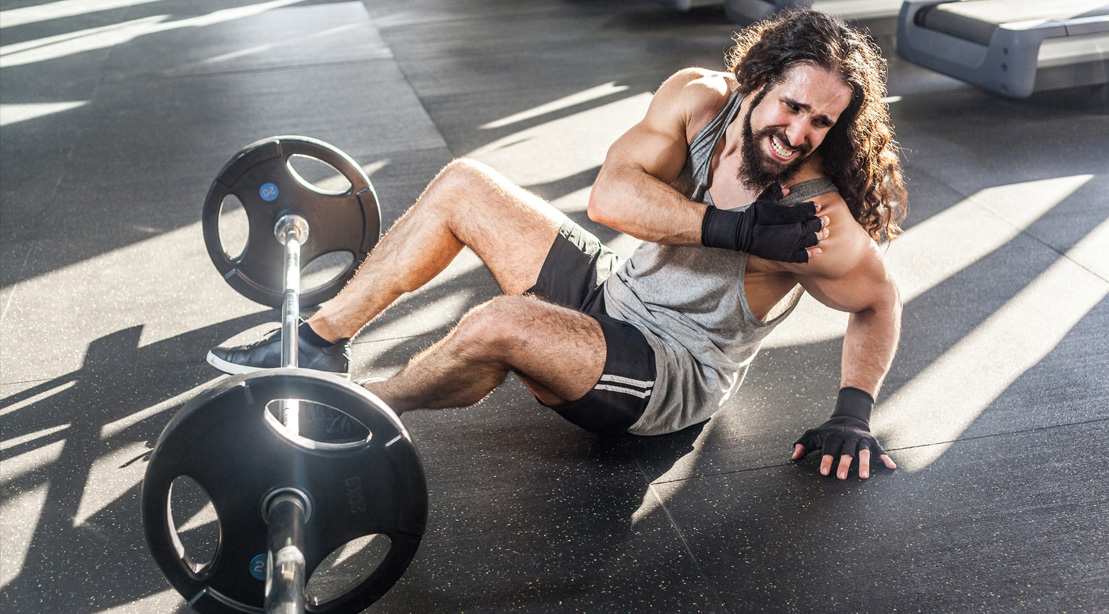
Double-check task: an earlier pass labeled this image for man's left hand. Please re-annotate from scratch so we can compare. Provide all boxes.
[791,387,897,480]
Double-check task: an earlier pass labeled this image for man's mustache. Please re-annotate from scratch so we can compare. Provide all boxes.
[753,126,812,157]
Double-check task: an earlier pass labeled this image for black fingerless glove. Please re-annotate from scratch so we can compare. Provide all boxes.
[700,184,822,263]
[793,387,888,459]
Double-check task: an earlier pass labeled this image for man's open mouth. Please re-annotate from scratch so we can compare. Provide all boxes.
[768,134,797,161]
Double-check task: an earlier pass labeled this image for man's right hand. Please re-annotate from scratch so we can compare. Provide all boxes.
[701,186,827,262]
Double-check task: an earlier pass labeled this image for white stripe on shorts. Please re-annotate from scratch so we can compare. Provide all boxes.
[599,374,654,390]
[594,374,654,399]
[594,384,653,399]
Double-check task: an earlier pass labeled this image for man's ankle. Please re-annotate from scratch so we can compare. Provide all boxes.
[299,320,341,347]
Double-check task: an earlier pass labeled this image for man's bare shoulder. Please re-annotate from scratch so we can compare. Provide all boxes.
[756,188,894,314]
[663,68,734,95]
[655,69,737,139]
[754,184,876,281]
[806,194,876,278]
[665,67,736,92]
[774,157,875,274]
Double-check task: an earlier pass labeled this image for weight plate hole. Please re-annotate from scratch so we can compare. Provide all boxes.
[169,476,220,574]
[217,194,249,260]
[302,251,355,293]
[263,398,372,450]
[287,154,353,195]
[306,534,392,605]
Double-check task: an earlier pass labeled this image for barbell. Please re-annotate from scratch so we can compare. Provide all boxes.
[142,137,428,613]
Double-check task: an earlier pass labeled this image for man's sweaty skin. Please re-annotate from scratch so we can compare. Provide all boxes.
[592,65,900,480]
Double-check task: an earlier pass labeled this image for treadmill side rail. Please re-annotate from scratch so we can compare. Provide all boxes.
[897,0,1109,98]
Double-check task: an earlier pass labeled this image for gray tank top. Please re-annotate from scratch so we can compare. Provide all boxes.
[604,89,837,435]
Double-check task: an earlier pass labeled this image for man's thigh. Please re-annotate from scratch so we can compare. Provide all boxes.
[493,298,653,436]
[541,312,655,436]
[436,159,567,296]
[475,296,607,406]
[526,220,620,315]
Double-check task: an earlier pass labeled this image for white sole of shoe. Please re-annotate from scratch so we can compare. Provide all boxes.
[206,351,262,375]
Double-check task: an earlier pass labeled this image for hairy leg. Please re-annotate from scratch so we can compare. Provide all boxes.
[310,158,566,342]
[364,296,606,413]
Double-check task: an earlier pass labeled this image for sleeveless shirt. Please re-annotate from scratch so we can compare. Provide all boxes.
[603,89,837,435]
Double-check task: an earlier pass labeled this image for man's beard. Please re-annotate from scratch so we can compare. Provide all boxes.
[738,104,811,192]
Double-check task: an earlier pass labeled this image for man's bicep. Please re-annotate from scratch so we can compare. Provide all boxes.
[611,68,735,176]
[602,74,703,181]
[603,122,689,183]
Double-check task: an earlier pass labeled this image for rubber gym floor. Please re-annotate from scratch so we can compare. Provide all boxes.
[2,0,1107,612]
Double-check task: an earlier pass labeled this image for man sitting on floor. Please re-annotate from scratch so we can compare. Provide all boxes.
[209,9,908,480]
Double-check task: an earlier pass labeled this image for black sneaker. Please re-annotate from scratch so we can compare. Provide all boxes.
[206,328,351,378]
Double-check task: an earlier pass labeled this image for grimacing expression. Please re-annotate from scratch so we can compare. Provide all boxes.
[738,63,852,190]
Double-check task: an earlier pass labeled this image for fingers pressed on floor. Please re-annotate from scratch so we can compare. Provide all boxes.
[836,454,853,479]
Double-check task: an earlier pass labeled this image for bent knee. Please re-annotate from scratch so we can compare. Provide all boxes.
[452,297,542,356]
[434,158,499,192]
[456,296,528,337]
[421,158,510,217]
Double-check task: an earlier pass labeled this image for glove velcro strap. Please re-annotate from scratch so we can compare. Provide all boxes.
[831,387,875,425]
[701,206,742,251]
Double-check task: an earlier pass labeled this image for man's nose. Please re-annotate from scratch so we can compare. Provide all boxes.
[784,121,809,150]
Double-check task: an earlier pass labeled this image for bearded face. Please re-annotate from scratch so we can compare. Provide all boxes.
[737,93,812,191]
[735,65,850,192]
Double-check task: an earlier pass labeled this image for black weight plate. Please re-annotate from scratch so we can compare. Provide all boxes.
[202,136,381,307]
[141,370,427,614]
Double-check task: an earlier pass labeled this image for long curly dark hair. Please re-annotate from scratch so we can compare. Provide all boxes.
[725,9,908,241]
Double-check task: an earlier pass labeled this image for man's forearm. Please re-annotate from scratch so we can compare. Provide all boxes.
[588,164,705,244]
[839,293,901,397]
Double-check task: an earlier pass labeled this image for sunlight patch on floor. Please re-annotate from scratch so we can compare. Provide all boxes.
[467,92,652,186]
[91,588,182,613]
[73,440,150,526]
[0,0,166,29]
[0,0,306,68]
[0,102,88,127]
[890,174,1092,302]
[0,483,50,589]
[874,233,1109,471]
[480,82,630,130]
[1,381,77,417]
[766,175,1093,349]
[1,440,66,487]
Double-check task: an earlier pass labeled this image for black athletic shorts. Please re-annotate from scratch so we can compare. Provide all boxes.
[524,221,656,435]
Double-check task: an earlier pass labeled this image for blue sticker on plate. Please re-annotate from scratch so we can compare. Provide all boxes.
[259,182,279,202]
[250,553,267,580]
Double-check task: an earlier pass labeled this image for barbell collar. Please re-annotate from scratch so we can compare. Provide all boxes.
[262,487,313,524]
[274,214,310,246]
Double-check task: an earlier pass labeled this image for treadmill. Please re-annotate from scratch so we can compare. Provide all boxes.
[724,0,904,24]
[897,1,1109,98]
